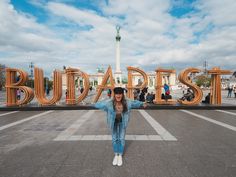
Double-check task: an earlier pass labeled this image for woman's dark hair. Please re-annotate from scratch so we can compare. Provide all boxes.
[113,88,128,113]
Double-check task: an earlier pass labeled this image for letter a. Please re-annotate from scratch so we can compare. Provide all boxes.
[93,66,115,103]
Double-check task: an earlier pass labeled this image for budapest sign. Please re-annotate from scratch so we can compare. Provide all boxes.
[5,66,231,106]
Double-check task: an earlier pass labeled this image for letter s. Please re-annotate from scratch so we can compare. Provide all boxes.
[178,68,203,105]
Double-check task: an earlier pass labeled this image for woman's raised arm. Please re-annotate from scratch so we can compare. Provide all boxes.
[94,100,109,111]
[130,100,147,108]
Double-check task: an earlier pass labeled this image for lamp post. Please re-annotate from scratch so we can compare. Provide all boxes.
[203,60,208,88]
[45,77,49,95]
[29,62,34,88]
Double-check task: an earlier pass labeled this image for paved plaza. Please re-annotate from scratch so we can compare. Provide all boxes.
[0,107,236,177]
[0,89,236,177]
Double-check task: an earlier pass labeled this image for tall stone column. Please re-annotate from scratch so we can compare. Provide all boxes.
[114,25,122,85]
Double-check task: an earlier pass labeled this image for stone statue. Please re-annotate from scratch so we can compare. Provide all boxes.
[116,25,121,41]
[116,25,120,34]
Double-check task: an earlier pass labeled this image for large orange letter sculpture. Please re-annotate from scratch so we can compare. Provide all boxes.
[93,66,115,102]
[4,66,232,106]
[208,67,232,104]
[126,66,148,99]
[5,68,34,106]
[34,67,62,105]
[178,68,203,105]
[154,68,176,104]
[66,68,90,105]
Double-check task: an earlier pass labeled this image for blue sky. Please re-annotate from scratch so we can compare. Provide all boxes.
[11,0,197,20]
[0,0,236,76]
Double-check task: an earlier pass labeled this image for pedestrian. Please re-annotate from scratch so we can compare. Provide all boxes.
[180,88,194,101]
[94,87,147,166]
[150,92,155,102]
[227,86,233,98]
[133,89,139,100]
[139,90,145,102]
[234,86,236,98]
[164,83,169,93]
[46,87,50,95]
[77,87,81,95]
[164,90,172,101]
[107,89,112,98]
[202,93,210,104]
[89,86,93,91]
[65,89,68,100]
[80,87,84,94]
[161,93,165,99]
[16,89,21,100]
[146,92,153,103]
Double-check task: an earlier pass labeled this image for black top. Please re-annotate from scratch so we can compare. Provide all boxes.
[115,114,122,123]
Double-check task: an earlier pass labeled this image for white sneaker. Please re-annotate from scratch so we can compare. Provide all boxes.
[112,154,118,166]
[117,155,123,166]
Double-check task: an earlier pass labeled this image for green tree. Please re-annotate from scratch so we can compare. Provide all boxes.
[25,79,34,88]
[122,77,128,84]
[44,77,53,90]
[0,64,6,90]
[195,75,211,87]
[25,78,53,90]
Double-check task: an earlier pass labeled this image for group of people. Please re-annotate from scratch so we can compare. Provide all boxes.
[227,86,236,98]
[180,88,211,104]
[109,84,174,103]
[179,88,194,101]
[108,87,155,103]
[133,87,155,103]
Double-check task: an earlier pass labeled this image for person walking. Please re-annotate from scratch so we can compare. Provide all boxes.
[234,86,236,98]
[227,86,233,98]
[94,87,147,166]
[65,89,68,101]
[46,87,50,96]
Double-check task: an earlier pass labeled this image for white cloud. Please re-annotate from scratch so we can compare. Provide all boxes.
[196,0,236,26]
[0,0,235,78]
[47,2,112,28]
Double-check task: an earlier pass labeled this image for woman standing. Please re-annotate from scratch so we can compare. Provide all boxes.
[94,87,146,166]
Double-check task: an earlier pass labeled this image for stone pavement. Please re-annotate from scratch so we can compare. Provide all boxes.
[0,108,236,177]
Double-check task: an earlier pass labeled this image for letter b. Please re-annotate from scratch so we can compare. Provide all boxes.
[5,68,34,106]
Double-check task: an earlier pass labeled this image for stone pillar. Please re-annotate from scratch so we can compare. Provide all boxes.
[114,25,122,85]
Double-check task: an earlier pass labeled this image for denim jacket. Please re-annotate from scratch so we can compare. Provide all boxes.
[94,99,144,130]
